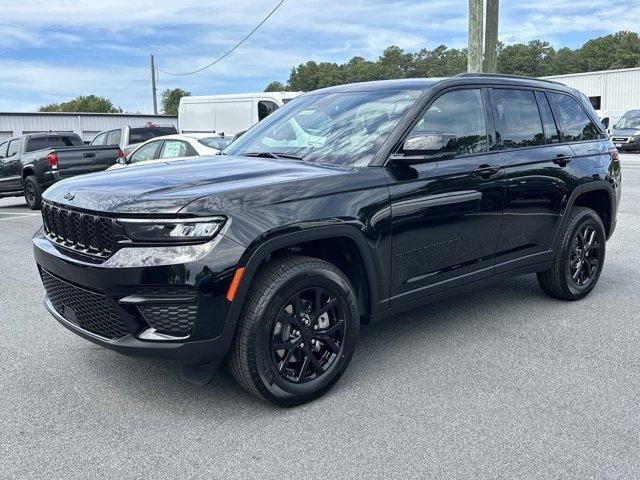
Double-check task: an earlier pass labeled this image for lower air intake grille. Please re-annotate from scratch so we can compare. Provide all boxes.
[137,304,197,337]
[40,269,130,340]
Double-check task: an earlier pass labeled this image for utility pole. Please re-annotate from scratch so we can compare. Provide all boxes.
[468,0,484,73]
[150,54,158,114]
[483,0,499,72]
[468,0,500,73]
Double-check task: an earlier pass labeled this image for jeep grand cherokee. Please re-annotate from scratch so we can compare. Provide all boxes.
[33,74,621,406]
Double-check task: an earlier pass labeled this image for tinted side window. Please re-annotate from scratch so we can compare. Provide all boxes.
[7,139,20,157]
[0,141,7,158]
[258,101,279,121]
[92,132,107,145]
[130,141,161,163]
[492,89,544,148]
[60,135,83,146]
[106,129,122,146]
[410,88,487,157]
[535,92,560,144]
[548,92,598,142]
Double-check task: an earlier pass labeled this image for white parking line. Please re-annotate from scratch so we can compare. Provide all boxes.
[0,212,40,216]
[0,214,41,221]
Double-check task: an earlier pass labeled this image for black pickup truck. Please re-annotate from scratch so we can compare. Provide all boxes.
[0,132,121,209]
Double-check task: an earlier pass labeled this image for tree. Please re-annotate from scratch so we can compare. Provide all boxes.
[264,81,287,92]
[39,95,122,113]
[264,31,640,91]
[497,40,554,77]
[161,88,191,116]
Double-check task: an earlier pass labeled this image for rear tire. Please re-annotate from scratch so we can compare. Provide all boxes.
[24,176,42,210]
[537,207,606,300]
[227,255,359,406]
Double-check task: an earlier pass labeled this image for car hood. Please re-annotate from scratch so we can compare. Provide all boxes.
[43,155,350,214]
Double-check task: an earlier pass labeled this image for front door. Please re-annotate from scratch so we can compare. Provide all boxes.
[386,87,505,306]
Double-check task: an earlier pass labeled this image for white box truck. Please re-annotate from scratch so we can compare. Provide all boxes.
[178,92,302,136]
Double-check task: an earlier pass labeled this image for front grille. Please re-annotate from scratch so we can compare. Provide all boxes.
[137,304,198,336]
[42,202,115,257]
[40,269,131,340]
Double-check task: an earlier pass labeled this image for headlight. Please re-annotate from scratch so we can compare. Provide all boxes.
[117,216,225,242]
[633,130,640,136]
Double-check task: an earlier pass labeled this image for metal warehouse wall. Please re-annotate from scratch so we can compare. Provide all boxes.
[542,67,640,112]
[0,113,178,142]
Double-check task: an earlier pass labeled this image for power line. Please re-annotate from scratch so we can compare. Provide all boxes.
[155,0,286,76]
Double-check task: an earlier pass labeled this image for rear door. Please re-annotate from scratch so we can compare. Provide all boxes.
[490,87,580,272]
[0,139,22,192]
[386,86,505,305]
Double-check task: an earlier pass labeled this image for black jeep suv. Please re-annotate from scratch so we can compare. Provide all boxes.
[33,74,621,406]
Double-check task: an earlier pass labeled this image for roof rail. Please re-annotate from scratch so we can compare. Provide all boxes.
[454,72,563,85]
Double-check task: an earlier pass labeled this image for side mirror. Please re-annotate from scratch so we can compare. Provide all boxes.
[116,156,128,165]
[393,132,457,164]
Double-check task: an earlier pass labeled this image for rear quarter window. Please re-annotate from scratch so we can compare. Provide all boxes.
[548,92,599,142]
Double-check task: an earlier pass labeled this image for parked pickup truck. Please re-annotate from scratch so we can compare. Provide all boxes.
[0,132,122,209]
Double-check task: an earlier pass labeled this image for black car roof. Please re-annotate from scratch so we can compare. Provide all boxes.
[310,74,575,95]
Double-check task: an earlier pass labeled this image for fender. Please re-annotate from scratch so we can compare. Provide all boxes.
[551,179,616,250]
[223,224,384,333]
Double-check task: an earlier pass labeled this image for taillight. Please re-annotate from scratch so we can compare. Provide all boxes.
[117,148,125,158]
[609,147,620,161]
[47,152,58,169]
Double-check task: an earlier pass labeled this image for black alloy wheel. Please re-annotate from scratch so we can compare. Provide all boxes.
[227,255,359,406]
[270,287,345,384]
[537,207,606,300]
[25,182,36,206]
[568,224,602,289]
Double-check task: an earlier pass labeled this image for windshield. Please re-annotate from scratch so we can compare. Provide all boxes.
[616,115,640,129]
[225,90,422,166]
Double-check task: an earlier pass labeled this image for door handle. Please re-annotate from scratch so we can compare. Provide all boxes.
[472,164,501,178]
[83,152,96,158]
[553,154,573,166]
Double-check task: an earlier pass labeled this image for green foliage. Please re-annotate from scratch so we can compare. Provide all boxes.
[38,95,122,113]
[264,81,288,92]
[266,31,640,91]
[161,88,191,116]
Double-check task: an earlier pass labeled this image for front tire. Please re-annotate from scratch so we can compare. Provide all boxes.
[227,255,359,406]
[537,207,606,300]
[24,176,43,210]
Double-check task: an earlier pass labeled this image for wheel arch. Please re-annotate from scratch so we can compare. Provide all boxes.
[22,166,36,184]
[224,226,383,330]
[555,181,616,248]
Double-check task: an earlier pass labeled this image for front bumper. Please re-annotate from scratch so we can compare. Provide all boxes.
[33,231,246,365]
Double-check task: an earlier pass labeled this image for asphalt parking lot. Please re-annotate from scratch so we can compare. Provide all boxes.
[1,154,639,479]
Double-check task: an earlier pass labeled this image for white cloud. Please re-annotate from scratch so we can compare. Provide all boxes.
[0,0,636,112]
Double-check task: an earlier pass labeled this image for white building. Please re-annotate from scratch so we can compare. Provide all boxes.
[542,67,640,114]
[0,112,177,143]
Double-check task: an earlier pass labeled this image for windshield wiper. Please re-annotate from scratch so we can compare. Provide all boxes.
[242,151,304,160]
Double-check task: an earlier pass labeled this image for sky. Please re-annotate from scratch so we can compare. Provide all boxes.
[0,0,638,113]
